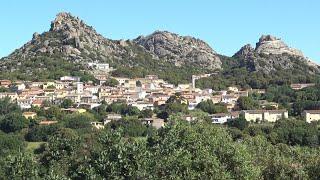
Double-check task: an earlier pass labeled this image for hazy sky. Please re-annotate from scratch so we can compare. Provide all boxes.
[0,0,319,61]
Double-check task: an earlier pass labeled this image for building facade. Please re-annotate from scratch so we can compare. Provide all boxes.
[242,110,288,122]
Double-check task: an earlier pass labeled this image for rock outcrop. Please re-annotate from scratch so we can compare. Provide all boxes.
[255,35,304,57]
[234,44,255,59]
[133,31,221,69]
[233,35,319,73]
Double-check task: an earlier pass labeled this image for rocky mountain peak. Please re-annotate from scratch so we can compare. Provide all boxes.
[255,34,304,57]
[48,12,101,49]
[133,30,221,69]
[4,12,129,64]
[233,35,319,74]
[234,44,254,59]
[50,12,82,32]
[258,35,279,42]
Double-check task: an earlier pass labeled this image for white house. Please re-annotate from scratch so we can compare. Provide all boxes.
[84,86,99,94]
[96,63,109,71]
[177,84,191,91]
[88,63,110,71]
[130,101,154,111]
[76,82,84,94]
[104,114,122,125]
[138,91,147,99]
[16,83,26,91]
[161,83,175,89]
[209,112,240,124]
[188,100,198,110]
[195,94,211,104]
[221,95,238,104]
[60,76,80,82]
[0,93,18,100]
[303,110,320,123]
[17,99,32,109]
[209,113,231,124]
[114,77,129,86]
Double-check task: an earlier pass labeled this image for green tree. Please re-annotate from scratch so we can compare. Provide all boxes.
[106,102,128,114]
[3,153,40,179]
[25,125,60,142]
[196,100,228,114]
[107,118,153,137]
[125,106,141,116]
[227,115,249,130]
[0,112,28,133]
[165,102,188,114]
[139,109,153,118]
[104,78,119,87]
[136,80,142,87]
[0,97,21,115]
[46,106,63,120]
[60,99,73,108]
[41,128,80,176]
[237,96,258,110]
[0,132,26,157]
[93,129,148,179]
[0,87,9,92]
[166,92,187,104]
[147,119,260,179]
[273,119,318,146]
[92,104,107,117]
[63,113,95,130]
[106,102,140,116]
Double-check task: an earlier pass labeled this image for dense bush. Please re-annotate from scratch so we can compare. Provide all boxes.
[63,113,95,130]
[0,113,28,133]
[103,78,119,87]
[237,96,259,110]
[226,115,249,130]
[196,100,228,114]
[0,132,26,157]
[25,125,60,142]
[273,119,319,146]
[106,102,141,116]
[107,118,154,137]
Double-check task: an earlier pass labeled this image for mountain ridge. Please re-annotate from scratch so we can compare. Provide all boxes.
[0,12,319,86]
[1,12,222,71]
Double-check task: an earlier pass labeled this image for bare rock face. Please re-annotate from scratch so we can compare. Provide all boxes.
[255,35,304,57]
[48,12,127,59]
[2,12,129,65]
[234,44,254,59]
[32,32,40,40]
[133,31,222,70]
[233,35,319,73]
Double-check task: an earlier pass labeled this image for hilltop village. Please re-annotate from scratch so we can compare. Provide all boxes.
[0,62,319,130]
